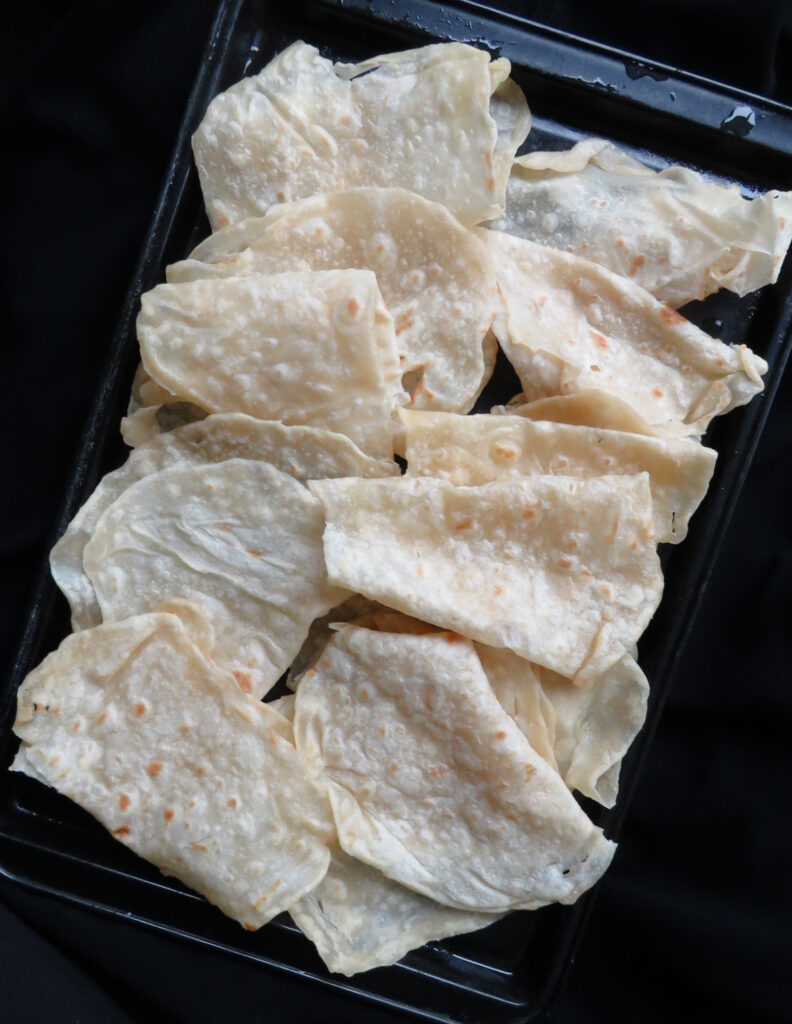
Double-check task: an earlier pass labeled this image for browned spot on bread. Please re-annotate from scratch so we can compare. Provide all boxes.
[494,585,503,595]
[119,794,130,811]
[134,703,146,718]
[629,254,646,276]
[592,331,609,351]
[112,826,130,837]
[454,518,472,531]
[227,798,237,809]
[147,760,163,778]
[246,549,263,558]
[232,670,253,693]
[94,711,107,726]
[347,296,360,316]
[192,843,208,852]
[395,318,415,337]
[496,730,508,739]
[661,305,685,325]
[164,809,175,822]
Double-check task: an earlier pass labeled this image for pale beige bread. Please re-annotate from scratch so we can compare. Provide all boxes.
[535,655,648,808]
[473,646,558,770]
[136,269,403,460]
[121,403,208,448]
[12,613,335,930]
[491,138,792,306]
[294,626,615,912]
[316,607,647,808]
[400,409,716,543]
[193,41,530,230]
[52,414,397,633]
[309,474,663,683]
[477,646,648,807]
[286,594,385,690]
[167,188,499,414]
[489,389,663,437]
[481,229,767,438]
[268,693,296,722]
[291,844,499,976]
[83,459,348,699]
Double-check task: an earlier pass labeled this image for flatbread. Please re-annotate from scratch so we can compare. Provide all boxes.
[52,413,395,632]
[12,613,334,930]
[490,390,663,437]
[294,626,615,912]
[400,409,717,543]
[120,402,208,448]
[536,655,649,808]
[309,474,663,683]
[83,459,348,698]
[136,270,403,460]
[167,188,499,414]
[290,844,498,976]
[477,646,648,807]
[193,41,530,230]
[286,594,384,690]
[481,229,767,438]
[491,138,792,306]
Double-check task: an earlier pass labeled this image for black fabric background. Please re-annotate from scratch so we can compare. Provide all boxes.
[2,2,791,1021]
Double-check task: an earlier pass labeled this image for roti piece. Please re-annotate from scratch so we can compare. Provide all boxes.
[83,459,348,699]
[291,844,498,976]
[12,613,334,930]
[400,409,716,543]
[167,188,499,414]
[309,474,663,683]
[121,402,208,447]
[295,626,615,912]
[136,270,403,460]
[492,138,792,306]
[481,229,767,438]
[536,655,649,808]
[286,594,384,690]
[193,41,530,230]
[490,390,663,437]
[473,646,558,770]
[52,414,395,632]
[477,646,648,807]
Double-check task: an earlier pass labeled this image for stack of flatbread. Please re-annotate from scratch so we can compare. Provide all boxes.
[12,40,788,977]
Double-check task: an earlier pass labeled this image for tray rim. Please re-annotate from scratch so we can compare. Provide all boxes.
[3,2,792,1022]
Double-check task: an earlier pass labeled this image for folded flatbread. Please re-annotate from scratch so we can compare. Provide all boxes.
[168,188,499,414]
[478,646,649,807]
[291,844,498,976]
[193,41,530,229]
[83,459,348,698]
[482,229,767,437]
[12,613,334,930]
[492,138,792,306]
[295,626,615,912]
[310,473,663,683]
[401,409,716,543]
[136,270,403,460]
[51,414,395,632]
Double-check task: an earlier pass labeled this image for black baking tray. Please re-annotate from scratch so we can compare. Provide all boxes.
[2,1,792,1021]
